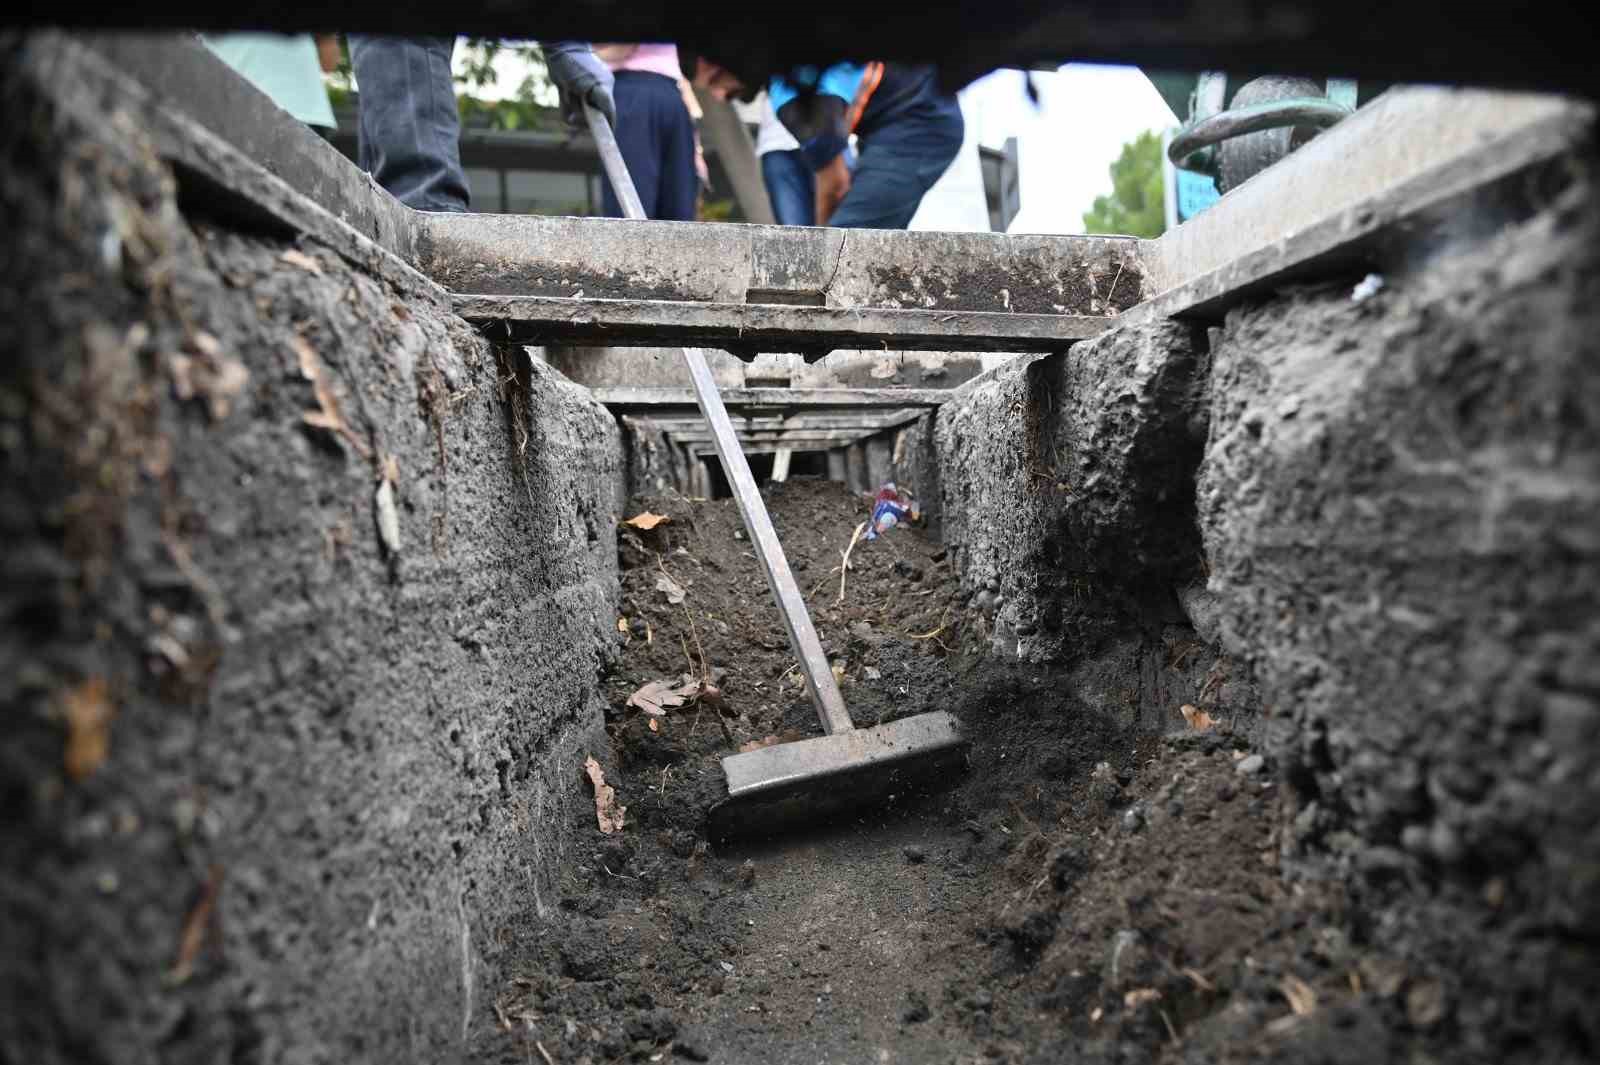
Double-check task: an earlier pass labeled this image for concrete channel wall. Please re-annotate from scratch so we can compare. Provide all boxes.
[924,162,1600,981]
[1,38,624,1064]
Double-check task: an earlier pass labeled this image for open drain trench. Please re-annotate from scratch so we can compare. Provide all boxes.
[4,31,1599,1065]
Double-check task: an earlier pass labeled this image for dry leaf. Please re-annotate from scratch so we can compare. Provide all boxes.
[290,334,319,380]
[584,756,625,834]
[374,480,401,556]
[169,865,223,985]
[626,677,696,716]
[62,676,115,780]
[170,335,248,420]
[1405,980,1447,1028]
[381,454,401,486]
[655,573,686,605]
[280,248,323,274]
[624,512,670,530]
[1180,703,1219,731]
[168,352,196,400]
[296,338,370,457]
[1280,974,1317,1017]
[205,356,249,420]
[647,718,660,733]
[617,617,629,633]
[1124,988,1163,1010]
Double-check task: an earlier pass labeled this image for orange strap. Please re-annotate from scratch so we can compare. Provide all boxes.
[845,61,885,134]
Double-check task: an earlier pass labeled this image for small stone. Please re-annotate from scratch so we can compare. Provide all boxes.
[1235,754,1266,775]
[1405,980,1448,1029]
[903,845,927,865]
[1428,822,1465,865]
[630,617,648,635]
[732,529,747,541]
[673,1038,711,1062]
[901,989,932,1024]
[1121,805,1145,833]
[1106,929,1149,990]
[1400,824,1430,856]
[1090,761,1123,807]
[966,989,994,1012]
[719,961,735,973]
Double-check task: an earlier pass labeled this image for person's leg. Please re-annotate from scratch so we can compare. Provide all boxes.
[654,76,699,222]
[349,36,468,212]
[602,71,664,218]
[761,149,816,226]
[830,100,963,230]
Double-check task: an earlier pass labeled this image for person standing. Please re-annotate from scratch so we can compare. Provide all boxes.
[769,62,963,229]
[756,92,814,226]
[591,44,699,221]
[347,38,614,213]
[203,32,337,135]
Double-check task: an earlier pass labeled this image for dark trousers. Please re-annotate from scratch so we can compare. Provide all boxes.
[762,149,816,226]
[349,36,469,212]
[601,71,697,221]
[831,93,964,230]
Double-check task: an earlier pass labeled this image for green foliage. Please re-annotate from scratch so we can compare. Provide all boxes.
[1081,129,1167,238]
[453,39,564,132]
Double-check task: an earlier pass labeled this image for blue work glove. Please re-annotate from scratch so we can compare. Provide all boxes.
[544,42,616,129]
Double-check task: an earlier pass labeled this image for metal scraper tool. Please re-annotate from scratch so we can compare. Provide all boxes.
[584,103,968,841]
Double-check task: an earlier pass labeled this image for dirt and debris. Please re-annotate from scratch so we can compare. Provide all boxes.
[473,478,1577,1065]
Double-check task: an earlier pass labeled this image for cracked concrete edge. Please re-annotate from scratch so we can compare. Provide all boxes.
[422,211,1145,316]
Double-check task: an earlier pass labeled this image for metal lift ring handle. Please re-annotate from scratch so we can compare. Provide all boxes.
[1168,97,1353,173]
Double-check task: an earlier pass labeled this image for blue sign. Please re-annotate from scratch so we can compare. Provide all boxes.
[1176,168,1220,221]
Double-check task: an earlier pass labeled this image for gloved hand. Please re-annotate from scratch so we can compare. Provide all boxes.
[544,42,616,129]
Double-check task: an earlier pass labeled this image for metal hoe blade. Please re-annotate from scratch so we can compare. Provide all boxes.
[582,103,969,839]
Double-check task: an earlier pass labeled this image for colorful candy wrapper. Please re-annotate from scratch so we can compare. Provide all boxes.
[865,482,919,540]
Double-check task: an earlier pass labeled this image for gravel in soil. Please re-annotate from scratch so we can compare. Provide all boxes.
[475,479,1563,1065]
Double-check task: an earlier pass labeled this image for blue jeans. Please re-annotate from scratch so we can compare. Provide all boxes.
[601,71,697,221]
[831,92,963,230]
[349,36,469,212]
[762,149,815,226]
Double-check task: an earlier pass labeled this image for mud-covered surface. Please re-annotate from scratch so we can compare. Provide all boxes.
[473,480,1580,1065]
[2,47,623,1064]
[866,250,1143,316]
[426,256,694,302]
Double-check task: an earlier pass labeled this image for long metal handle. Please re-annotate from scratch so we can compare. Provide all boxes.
[681,348,854,735]
[582,102,855,737]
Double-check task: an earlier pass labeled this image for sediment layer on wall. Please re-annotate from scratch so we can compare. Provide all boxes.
[0,45,623,1064]
[927,321,1243,732]
[1198,174,1600,1046]
[925,155,1600,1058]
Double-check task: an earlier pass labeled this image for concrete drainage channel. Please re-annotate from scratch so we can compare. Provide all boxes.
[3,30,1598,1065]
